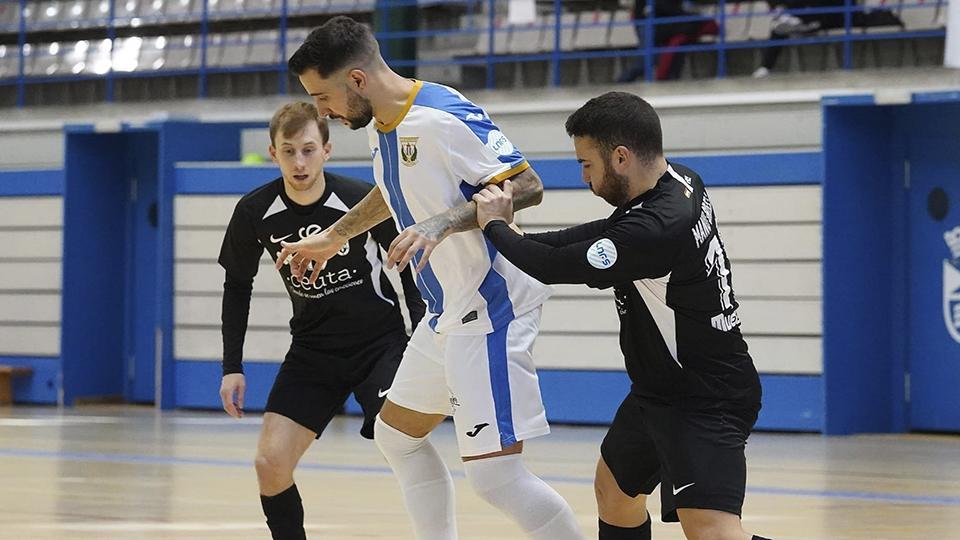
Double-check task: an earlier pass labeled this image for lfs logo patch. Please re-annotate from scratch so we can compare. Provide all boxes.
[486,130,514,156]
[400,136,419,167]
[943,226,960,344]
[587,238,618,269]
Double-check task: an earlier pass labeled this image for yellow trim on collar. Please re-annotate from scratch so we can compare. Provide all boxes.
[376,80,424,133]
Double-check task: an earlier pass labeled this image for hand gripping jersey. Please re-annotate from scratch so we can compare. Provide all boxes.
[367,80,552,335]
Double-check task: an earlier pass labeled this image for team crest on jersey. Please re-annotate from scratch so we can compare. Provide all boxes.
[400,136,419,167]
[943,226,960,344]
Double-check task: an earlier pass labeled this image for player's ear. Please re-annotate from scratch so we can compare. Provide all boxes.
[322,141,332,160]
[348,69,366,91]
[268,145,279,164]
[613,146,630,169]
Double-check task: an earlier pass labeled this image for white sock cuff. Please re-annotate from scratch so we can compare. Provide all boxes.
[462,453,526,492]
[375,415,427,446]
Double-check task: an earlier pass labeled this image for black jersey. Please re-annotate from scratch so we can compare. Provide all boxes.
[218,172,425,374]
[485,162,760,408]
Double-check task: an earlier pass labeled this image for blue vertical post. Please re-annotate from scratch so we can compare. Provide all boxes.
[199,0,209,97]
[842,0,852,69]
[644,0,654,81]
[485,0,495,89]
[717,0,727,78]
[15,0,26,107]
[278,0,288,94]
[550,0,561,87]
[106,0,116,102]
[377,0,389,64]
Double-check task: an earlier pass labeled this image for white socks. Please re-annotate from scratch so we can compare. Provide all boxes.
[374,416,457,540]
[463,454,585,540]
[376,416,584,540]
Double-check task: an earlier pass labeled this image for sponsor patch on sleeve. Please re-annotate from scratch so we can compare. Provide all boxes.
[485,130,515,156]
[587,238,618,269]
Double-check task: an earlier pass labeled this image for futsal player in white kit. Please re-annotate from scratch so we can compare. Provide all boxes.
[278,15,585,540]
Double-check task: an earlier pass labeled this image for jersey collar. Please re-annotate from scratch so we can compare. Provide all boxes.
[278,172,335,216]
[376,80,423,133]
[617,163,671,213]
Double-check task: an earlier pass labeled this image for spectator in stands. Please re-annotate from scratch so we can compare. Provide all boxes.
[753,0,903,77]
[619,0,719,82]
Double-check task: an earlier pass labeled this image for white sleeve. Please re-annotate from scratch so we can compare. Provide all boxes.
[443,113,529,187]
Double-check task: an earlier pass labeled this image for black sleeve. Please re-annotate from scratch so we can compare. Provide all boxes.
[522,219,606,247]
[221,275,253,375]
[484,211,681,289]
[217,204,264,375]
[370,217,426,331]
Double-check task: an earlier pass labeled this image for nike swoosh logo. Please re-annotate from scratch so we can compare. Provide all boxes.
[672,482,695,496]
[377,388,390,398]
[270,233,294,244]
[465,423,490,438]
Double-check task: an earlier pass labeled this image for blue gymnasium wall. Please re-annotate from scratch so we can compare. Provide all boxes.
[821,92,960,435]
[0,122,258,407]
[0,150,826,430]
[10,95,960,434]
[173,152,825,432]
[0,169,64,404]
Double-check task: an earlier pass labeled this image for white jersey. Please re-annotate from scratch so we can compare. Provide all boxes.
[366,80,552,335]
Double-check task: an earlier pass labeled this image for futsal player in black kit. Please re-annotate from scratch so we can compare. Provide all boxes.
[218,102,424,540]
[473,92,773,540]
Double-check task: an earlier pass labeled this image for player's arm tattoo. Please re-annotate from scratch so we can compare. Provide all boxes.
[331,185,393,240]
[419,166,544,237]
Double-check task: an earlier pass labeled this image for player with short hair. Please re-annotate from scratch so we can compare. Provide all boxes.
[218,101,424,540]
[473,91,772,540]
[277,16,586,540]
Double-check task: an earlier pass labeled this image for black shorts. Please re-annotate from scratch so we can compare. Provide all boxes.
[265,331,408,440]
[600,393,759,522]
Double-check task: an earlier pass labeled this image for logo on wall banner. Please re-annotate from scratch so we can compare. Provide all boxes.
[943,225,960,344]
[400,136,419,167]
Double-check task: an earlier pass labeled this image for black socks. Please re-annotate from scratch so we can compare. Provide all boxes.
[260,483,306,540]
[598,514,652,540]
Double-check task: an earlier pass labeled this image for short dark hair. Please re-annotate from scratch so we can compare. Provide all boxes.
[269,102,329,145]
[564,92,663,164]
[288,16,378,77]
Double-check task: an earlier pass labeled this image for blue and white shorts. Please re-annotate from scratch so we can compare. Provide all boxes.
[385,306,550,457]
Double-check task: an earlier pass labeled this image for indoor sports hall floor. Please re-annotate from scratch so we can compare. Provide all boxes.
[0,406,958,539]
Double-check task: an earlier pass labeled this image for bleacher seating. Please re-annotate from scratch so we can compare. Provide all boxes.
[0,0,949,105]
[0,44,16,78]
[137,35,166,70]
[248,30,280,65]
[162,34,198,70]
[0,1,19,31]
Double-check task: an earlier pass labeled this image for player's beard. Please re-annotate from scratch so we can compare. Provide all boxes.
[595,161,631,207]
[342,90,374,130]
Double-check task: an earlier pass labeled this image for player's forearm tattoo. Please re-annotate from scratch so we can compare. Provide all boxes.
[427,168,544,236]
[331,185,392,239]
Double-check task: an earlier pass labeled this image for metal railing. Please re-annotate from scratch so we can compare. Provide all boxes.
[0,0,948,106]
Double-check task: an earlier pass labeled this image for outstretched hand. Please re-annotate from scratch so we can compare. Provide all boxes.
[387,220,449,273]
[274,230,346,284]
